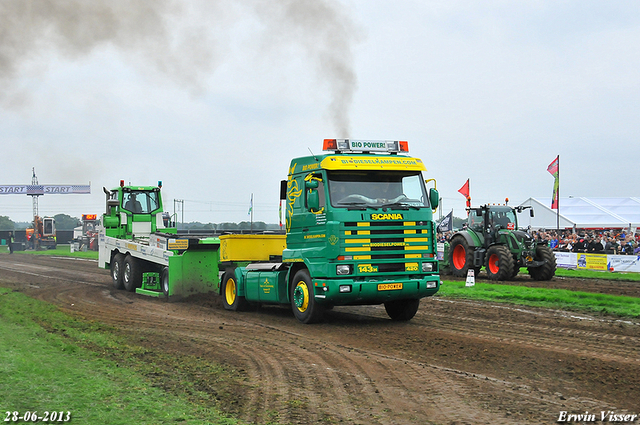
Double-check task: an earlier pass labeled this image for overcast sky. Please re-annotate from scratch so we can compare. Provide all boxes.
[1,0,639,225]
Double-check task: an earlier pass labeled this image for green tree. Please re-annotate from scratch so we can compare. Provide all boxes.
[0,216,15,231]
[53,214,81,231]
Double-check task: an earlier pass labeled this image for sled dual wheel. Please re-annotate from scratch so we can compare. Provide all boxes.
[528,245,557,281]
[161,267,170,297]
[111,253,125,289]
[384,299,420,321]
[291,270,324,324]
[221,271,251,311]
[123,255,143,292]
[485,245,515,281]
[449,236,479,278]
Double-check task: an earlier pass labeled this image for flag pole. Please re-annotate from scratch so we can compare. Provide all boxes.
[556,156,560,232]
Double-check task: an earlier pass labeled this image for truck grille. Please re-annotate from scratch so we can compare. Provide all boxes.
[341,221,434,274]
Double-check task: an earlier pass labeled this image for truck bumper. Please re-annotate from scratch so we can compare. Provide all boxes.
[311,275,440,306]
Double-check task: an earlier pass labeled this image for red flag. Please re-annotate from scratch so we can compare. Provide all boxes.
[458,179,469,198]
[547,156,559,177]
[548,156,559,209]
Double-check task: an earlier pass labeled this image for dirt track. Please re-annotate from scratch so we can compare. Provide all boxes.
[1,253,639,425]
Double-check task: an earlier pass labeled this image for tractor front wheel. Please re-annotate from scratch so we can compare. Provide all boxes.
[528,245,557,281]
[449,236,478,278]
[485,245,515,281]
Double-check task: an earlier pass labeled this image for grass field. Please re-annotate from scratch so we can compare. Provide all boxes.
[1,248,638,424]
[0,288,241,425]
[5,245,99,259]
[439,280,640,318]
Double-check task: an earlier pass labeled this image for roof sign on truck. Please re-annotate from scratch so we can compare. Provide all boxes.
[323,139,409,154]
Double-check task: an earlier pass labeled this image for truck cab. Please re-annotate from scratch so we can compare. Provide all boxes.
[229,139,441,323]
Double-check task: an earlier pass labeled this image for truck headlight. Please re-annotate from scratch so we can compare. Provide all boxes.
[426,281,438,289]
[422,262,434,272]
[336,265,352,275]
[339,285,352,293]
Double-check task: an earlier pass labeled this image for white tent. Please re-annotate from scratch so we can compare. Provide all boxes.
[517,197,640,230]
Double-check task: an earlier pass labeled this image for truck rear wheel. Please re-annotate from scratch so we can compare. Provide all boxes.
[449,236,478,278]
[485,245,514,281]
[291,270,324,324]
[222,272,250,311]
[123,255,142,292]
[384,299,420,321]
[111,253,125,289]
[528,245,556,281]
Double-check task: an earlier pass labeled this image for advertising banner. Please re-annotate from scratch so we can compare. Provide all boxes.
[554,252,640,273]
[607,255,640,273]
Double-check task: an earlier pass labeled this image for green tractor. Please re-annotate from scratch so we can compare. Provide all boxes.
[444,204,556,281]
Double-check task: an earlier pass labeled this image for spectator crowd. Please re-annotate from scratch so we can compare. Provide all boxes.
[438,228,640,255]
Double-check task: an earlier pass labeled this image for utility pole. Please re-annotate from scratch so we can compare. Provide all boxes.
[174,199,184,230]
[31,167,39,218]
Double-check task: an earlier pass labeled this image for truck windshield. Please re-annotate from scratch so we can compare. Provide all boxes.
[123,191,160,214]
[328,170,428,209]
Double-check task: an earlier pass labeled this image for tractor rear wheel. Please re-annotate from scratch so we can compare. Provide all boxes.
[485,245,515,281]
[528,245,556,281]
[449,236,478,278]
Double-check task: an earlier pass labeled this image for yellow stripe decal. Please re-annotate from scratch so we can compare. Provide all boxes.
[346,247,371,252]
[346,238,371,244]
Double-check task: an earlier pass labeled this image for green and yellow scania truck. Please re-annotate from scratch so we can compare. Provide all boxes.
[98,139,440,323]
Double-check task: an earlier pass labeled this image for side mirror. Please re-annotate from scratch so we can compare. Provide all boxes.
[530,209,534,218]
[429,188,439,210]
[306,179,319,212]
[280,180,287,201]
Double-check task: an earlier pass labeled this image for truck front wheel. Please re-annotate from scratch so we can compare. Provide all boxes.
[123,255,142,292]
[221,272,250,311]
[291,270,324,324]
[384,299,420,321]
[111,253,125,289]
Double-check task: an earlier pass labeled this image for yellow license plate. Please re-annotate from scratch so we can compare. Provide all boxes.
[377,283,403,291]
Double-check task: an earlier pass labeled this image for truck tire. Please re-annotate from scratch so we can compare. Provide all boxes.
[528,245,556,281]
[161,267,170,297]
[291,270,324,324]
[449,236,478,278]
[221,272,251,311]
[123,255,142,292]
[111,253,125,289]
[384,299,420,321]
[485,245,514,281]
